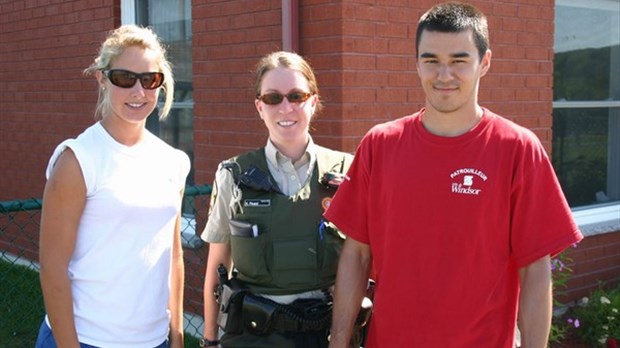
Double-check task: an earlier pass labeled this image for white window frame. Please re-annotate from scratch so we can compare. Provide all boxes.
[121,0,136,25]
[572,203,620,236]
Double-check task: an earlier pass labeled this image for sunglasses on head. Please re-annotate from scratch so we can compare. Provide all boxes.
[103,69,164,90]
[256,92,313,105]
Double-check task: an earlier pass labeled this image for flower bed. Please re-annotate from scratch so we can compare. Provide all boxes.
[560,285,620,347]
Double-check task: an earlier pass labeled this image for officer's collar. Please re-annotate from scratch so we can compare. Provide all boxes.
[264,137,316,170]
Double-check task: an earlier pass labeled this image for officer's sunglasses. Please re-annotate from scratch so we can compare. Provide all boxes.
[103,69,164,90]
[256,92,313,105]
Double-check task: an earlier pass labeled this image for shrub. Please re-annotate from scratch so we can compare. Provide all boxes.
[567,284,620,347]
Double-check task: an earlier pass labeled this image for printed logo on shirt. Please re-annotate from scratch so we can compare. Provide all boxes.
[449,168,487,196]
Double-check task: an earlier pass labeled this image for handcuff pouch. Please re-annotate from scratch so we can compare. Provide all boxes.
[241,294,277,336]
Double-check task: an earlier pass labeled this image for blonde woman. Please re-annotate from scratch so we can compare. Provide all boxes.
[37,25,189,348]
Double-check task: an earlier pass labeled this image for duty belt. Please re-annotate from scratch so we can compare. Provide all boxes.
[271,307,331,332]
[242,293,332,335]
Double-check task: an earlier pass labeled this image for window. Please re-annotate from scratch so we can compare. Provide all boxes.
[553,0,620,216]
[122,0,195,185]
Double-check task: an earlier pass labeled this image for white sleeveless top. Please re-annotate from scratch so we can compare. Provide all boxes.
[45,122,190,348]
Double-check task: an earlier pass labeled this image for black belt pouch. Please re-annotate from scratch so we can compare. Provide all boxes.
[242,294,277,336]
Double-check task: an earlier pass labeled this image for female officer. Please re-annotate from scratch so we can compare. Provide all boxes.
[200,51,353,348]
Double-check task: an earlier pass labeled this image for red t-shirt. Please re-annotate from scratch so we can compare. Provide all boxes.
[324,108,583,347]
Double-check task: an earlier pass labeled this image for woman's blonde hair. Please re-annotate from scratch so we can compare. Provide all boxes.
[253,51,322,114]
[84,25,174,120]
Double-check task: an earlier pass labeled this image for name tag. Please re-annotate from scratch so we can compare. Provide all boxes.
[244,199,271,207]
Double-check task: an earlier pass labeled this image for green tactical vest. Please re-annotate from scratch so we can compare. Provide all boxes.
[228,146,353,295]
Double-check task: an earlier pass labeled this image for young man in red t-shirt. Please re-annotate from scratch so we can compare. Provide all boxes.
[326,3,583,347]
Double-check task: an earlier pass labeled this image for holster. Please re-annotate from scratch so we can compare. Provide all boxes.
[216,278,245,334]
[241,294,277,336]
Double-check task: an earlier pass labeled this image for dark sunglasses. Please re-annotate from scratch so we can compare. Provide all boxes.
[103,69,164,90]
[256,92,313,105]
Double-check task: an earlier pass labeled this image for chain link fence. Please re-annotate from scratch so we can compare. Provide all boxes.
[0,184,212,347]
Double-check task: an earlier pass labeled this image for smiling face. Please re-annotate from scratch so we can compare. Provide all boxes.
[96,45,161,127]
[255,66,318,152]
[416,29,491,117]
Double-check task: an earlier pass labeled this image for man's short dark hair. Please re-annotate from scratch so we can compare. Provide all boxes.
[416,2,489,61]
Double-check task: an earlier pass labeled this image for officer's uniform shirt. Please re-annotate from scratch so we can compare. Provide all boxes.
[266,137,314,197]
[201,137,326,303]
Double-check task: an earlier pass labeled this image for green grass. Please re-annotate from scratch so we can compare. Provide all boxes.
[185,334,200,347]
[0,259,202,347]
[0,259,44,348]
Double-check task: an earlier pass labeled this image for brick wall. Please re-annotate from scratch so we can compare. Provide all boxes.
[0,0,557,198]
[191,0,281,184]
[479,0,556,153]
[560,231,620,304]
[0,0,119,201]
[301,0,423,152]
[192,0,556,185]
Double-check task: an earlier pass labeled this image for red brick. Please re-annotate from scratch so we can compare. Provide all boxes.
[353,4,388,21]
[377,89,408,103]
[308,3,343,21]
[376,23,408,39]
[388,72,419,87]
[342,54,377,70]
[387,7,416,23]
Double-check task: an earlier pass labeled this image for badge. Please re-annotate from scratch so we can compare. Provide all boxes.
[321,197,332,211]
